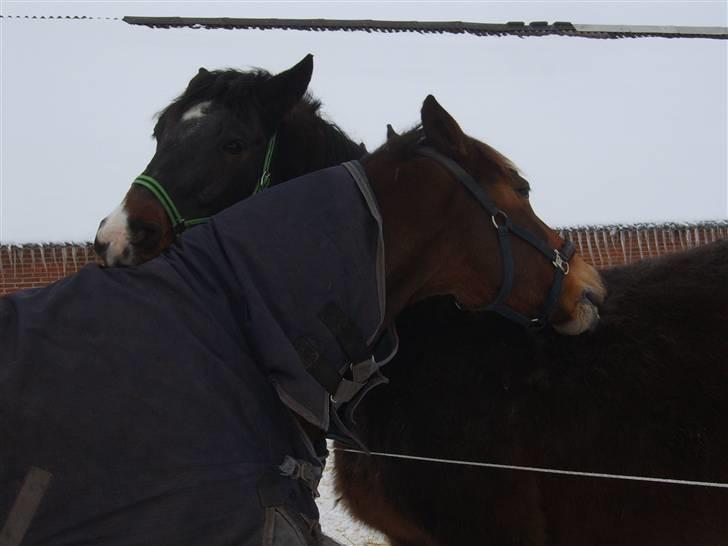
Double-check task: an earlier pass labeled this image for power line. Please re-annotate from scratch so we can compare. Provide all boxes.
[2,15,726,39]
[1,15,120,21]
[121,17,728,40]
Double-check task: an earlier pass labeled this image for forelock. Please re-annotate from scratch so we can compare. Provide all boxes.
[153,68,273,138]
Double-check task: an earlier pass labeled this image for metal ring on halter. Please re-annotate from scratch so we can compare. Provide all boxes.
[552,250,570,275]
[491,210,509,229]
[529,317,545,329]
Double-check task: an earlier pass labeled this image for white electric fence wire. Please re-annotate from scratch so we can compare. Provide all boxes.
[334,448,728,490]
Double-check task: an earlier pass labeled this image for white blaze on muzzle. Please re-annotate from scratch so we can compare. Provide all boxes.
[95,201,133,266]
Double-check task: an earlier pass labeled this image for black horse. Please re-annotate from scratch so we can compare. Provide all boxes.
[335,240,728,546]
[95,55,364,266]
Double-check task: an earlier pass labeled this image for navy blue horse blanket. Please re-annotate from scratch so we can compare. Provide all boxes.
[0,163,392,545]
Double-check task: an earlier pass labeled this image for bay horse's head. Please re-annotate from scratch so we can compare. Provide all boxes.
[366,96,606,335]
[95,55,364,266]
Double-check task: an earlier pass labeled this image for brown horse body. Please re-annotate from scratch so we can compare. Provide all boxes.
[335,240,728,546]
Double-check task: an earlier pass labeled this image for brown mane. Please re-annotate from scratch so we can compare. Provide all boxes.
[375,124,519,179]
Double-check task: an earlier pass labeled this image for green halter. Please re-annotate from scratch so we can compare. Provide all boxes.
[132,134,277,234]
[253,132,277,194]
[131,175,208,234]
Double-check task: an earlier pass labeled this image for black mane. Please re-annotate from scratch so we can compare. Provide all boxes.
[280,98,366,179]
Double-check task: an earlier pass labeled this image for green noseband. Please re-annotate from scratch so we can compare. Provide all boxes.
[131,175,209,234]
[132,134,277,234]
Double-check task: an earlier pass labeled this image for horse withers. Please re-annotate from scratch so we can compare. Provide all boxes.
[1,95,602,546]
[95,54,364,266]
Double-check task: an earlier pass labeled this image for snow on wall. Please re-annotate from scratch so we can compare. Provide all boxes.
[556,220,728,269]
[0,242,95,294]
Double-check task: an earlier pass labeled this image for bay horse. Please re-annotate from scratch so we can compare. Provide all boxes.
[1,95,603,545]
[334,240,728,546]
[94,54,365,266]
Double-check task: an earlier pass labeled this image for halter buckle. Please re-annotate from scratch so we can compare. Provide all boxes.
[552,250,570,275]
[173,220,187,236]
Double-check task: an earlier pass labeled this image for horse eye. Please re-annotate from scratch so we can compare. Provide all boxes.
[223,140,244,155]
[516,187,530,198]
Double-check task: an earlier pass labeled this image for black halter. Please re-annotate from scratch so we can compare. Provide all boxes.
[416,146,574,329]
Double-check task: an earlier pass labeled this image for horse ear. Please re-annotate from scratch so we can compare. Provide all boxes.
[386,124,399,140]
[184,67,212,94]
[421,95,468,158]
[258,54,314,131]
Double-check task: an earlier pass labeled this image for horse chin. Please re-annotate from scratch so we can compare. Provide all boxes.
[101,245,137,268]
[552,299,601,336]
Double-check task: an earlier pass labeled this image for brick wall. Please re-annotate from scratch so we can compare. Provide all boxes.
[1,244,96,295]
[1,221,727,296]
[557,222,728,269]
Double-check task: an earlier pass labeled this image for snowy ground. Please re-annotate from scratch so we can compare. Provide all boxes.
[316,449,389,546]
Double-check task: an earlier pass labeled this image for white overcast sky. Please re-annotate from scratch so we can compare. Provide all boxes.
[1,1,726,243]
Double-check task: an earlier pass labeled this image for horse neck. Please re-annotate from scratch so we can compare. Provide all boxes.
[364,157,450,327]
[272,103,364,184]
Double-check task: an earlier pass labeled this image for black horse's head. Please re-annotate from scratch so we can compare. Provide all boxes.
[95,54,363,266]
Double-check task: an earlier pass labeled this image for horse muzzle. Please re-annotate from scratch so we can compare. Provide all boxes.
[553,262,606,335]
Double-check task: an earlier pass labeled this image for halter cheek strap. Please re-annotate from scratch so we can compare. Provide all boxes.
[131,134,277,235]
[416,146,574,329]
[253,132,278,194]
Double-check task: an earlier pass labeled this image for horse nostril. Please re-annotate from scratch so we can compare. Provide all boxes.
[93,237,109,257]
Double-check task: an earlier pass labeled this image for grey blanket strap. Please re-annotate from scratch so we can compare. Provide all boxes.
[330,357,378,403]
[278,456,323,498]
[258,456,323,508]
[0,467,52,546]
[319,302,379,404]
[294,302,393,452]
[294,302,379,405]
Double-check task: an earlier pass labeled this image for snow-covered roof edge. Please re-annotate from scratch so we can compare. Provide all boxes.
[555,219,728,233]
[1,242,95,250]
[1,220,727,249]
